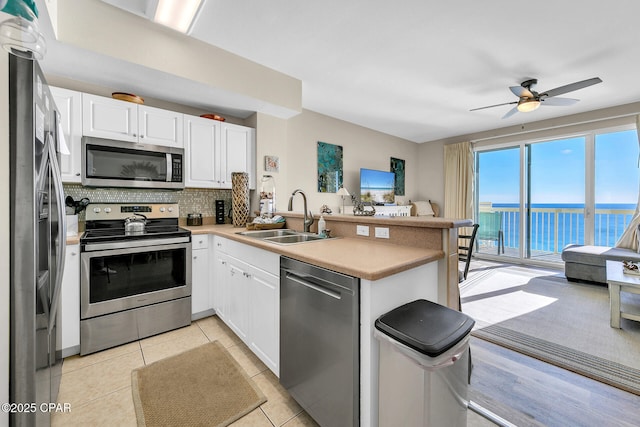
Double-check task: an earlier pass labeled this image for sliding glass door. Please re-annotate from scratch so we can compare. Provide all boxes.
[476,147,520,258]
[475,126,638,263]
[526,137,585,260]
[594,130,638,246]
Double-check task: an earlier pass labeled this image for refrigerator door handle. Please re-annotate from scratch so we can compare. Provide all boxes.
[47,132,66,333]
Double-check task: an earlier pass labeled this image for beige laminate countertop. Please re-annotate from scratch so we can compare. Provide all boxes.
[280,212,472,229]
[185,224,443,281]
[66,234,80,245]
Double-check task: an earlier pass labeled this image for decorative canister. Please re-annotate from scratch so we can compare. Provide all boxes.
[259,175,276,218]
[231,172,250,227]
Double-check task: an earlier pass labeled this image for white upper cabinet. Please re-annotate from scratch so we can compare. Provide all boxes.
[184,115,220,188]
[220,122,255,189]
[82,93,138,142]
[51,87,83,183]
[82,93,183,148]
[184,115,255,189]
[138,105,184,148]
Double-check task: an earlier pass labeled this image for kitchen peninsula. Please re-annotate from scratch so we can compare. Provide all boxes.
[63,212,469,426]
[184,212,472,427]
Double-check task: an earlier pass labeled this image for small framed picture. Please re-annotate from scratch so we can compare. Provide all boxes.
[265,155,279,172]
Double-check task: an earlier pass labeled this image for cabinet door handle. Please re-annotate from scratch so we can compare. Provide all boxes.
[75,173,80,176]
[132,133,137,137]
[140,135,145,138]
[193,256,198,259]
[71,252,77,256]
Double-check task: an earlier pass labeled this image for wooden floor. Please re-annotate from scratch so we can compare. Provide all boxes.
[468,312,640,427]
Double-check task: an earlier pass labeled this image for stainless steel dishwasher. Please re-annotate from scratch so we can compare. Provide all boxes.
[280,257,360,427]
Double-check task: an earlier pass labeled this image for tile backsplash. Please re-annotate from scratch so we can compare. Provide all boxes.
[63,184,233,220]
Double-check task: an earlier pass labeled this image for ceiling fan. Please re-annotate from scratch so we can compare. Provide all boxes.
[471,77,603,119]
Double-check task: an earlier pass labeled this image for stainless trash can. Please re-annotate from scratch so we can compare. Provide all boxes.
[375,299,475,427]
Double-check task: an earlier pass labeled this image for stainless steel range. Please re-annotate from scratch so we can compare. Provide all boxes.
[80,203,191,355]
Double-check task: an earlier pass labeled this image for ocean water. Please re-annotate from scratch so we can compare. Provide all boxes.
[488,203,636,252]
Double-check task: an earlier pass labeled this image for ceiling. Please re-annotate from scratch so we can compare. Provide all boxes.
[36,0,640,143]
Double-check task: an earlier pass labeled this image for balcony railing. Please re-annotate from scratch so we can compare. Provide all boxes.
[477,206,636,258]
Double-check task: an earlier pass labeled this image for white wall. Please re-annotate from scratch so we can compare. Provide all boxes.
[417,140,445,207]
[283,109,420,214]
[249,112,288,212]
[1,38,10,427]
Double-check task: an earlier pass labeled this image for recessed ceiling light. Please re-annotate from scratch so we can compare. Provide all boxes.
[153,0,204,34]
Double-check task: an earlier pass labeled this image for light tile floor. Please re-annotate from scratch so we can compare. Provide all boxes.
[52,315,494,426]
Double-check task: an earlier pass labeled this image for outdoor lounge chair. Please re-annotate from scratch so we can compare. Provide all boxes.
[478,211,504,254]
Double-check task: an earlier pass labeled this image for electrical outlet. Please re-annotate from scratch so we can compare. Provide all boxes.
[375,227,390,239]
[356,225,370,236]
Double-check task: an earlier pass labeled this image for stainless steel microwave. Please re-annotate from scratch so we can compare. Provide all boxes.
[82,136,184,189]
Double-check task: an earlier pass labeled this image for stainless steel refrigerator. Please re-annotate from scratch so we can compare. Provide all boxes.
[9,54,66,426]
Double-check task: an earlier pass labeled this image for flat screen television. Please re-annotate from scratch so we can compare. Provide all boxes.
[360,168,395,205]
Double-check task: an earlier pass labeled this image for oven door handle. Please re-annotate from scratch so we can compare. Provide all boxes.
[83,236,191,252]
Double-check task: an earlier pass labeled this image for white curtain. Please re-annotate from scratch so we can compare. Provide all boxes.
[444,141,474,220]
[615,114,640,251]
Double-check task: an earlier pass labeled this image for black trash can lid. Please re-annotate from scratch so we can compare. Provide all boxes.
[375,299,475,357]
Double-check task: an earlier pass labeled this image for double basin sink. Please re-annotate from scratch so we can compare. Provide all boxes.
[236,229,329,245]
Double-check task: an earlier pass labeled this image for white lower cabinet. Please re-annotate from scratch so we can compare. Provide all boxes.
[191,235,212,319]
[61,244,80,356]
[212,249,228,321]
[213,236,280,375]
[226,256,250,342]
[248,266,280,376]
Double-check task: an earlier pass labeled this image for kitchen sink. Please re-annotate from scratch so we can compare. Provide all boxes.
[236,229,298,239]
[237,229,331,245]
[263,234,326,244]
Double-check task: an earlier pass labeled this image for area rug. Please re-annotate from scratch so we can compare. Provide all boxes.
[131,341,267,427]
[461,264,640,395]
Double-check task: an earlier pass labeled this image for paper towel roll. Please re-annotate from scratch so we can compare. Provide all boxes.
[66,215,78,236]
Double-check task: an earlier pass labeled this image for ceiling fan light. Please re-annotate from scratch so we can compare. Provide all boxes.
[517,100,541,113]
[154,0,203,33]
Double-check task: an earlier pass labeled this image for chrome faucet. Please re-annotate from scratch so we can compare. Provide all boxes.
[288,189,314,232]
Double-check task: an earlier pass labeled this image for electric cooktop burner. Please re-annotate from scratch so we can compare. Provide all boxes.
[81,203,191,245]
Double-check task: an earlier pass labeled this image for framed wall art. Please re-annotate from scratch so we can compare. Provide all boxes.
[264,155,279,172]
[317,141,343,193]
[390,157,405,196]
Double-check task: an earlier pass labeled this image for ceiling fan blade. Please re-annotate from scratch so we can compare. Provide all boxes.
[502,106,519,119]
[470,101,517,112]
[540,77,602,98]
[509,86,534,98]
[541,97,579,106]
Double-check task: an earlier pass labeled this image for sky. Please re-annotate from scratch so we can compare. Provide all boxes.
[477,129,639,206]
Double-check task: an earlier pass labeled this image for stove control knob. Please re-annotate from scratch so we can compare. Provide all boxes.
[159,207,166,212]
[93,207,101,213]
[168,207,174,212]
[104,207,111,213]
